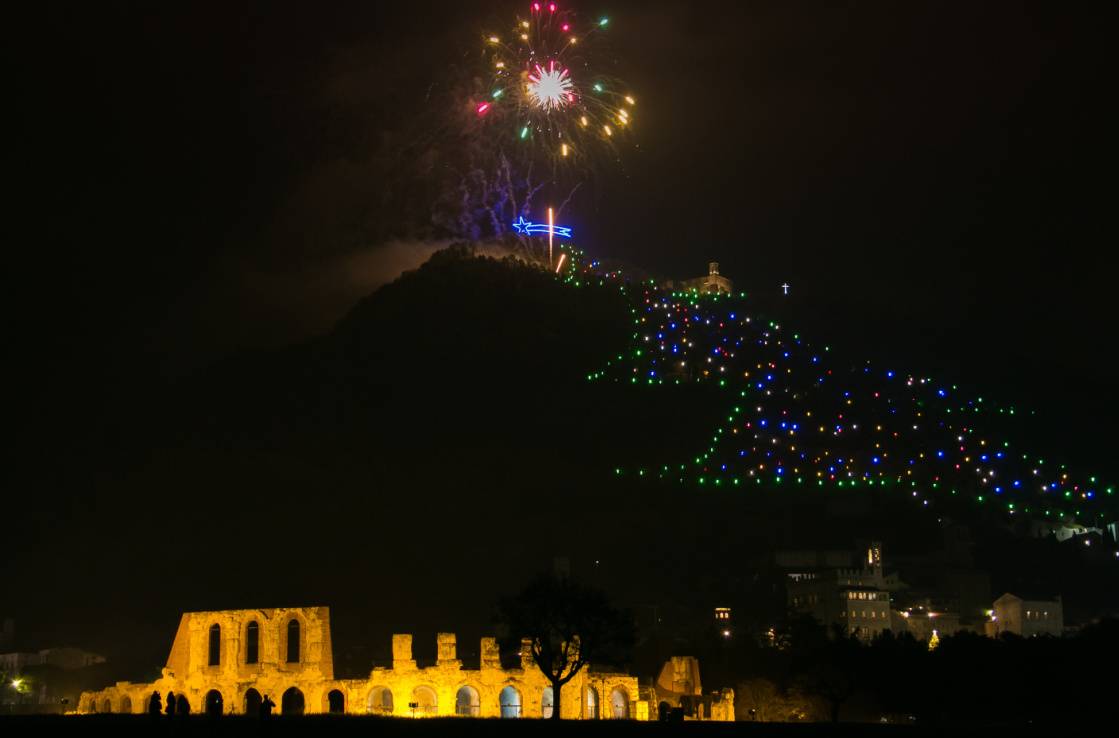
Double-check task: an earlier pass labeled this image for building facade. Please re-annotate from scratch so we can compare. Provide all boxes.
[785,542,895,640]
[985,593,1064,637]
[890,603,963,643]
[78,606,645,719]
[0,647,105,674]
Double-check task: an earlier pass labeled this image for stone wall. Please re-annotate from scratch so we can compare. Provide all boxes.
[78,606,645,720]
[652,656,735,722]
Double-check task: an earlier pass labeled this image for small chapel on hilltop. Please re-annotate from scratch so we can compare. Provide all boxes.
[670,262,734,295]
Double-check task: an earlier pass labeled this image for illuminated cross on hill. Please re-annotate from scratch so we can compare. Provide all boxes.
[782,283,790,295]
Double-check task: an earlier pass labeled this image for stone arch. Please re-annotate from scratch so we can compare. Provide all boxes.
[585,686,599,719]
[367,686,393,715]
[119,695,132,714]
[205,689,224,716]
[87,696,97,713]
[542,687,554,719]
[609,686,629,719]
[244,688,262,716]
[281,687,305,715]
[208,623,221,666]
[411,685,437,717]
[101,697,112,713]
[499,685,522,718]
[455,685,480,716]
[245,621,260,664]
[327,689,345,714]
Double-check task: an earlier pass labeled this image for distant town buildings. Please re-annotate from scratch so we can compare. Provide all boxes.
[0,630,107,713]
[891,601,961,643]
[781,540,1070,643]
[0,617,14,650]
[1027,519,1103,542]
[714,607,732,637]
[784,541,897,641]
[0,647,105,673]
[985,593,1064,638]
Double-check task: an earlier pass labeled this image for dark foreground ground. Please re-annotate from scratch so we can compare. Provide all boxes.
[0,716,1082,737]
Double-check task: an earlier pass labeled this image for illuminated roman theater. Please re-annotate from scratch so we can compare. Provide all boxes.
[77,606,645,719]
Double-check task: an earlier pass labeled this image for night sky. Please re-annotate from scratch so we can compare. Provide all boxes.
[5,2,1115,667]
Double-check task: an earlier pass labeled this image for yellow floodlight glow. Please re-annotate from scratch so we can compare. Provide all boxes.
[547,207,554,267]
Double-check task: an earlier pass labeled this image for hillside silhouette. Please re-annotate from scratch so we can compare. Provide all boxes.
[8,248,1116,682]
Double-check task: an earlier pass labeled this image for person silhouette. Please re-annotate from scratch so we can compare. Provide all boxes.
[260,694,275,719]
[148,691,162,716]
[165,691,177,717]
[178,694,190,715]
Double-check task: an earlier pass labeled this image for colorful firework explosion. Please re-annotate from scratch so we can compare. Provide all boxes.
[474,3,635,166]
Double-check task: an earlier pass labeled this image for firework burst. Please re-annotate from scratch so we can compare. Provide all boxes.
[474,3,635,168]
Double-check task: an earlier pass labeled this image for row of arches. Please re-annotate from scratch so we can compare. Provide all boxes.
[244,687,311,715]
[88,684,630,718]
[365,684,630,718]
[450,685,522,717]
[88,696,131,714]
[208,618,301,667]
[88,687,319,716]
[179,687,317,716]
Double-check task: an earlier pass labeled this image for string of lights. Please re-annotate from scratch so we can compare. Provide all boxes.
[553,252,1114,527]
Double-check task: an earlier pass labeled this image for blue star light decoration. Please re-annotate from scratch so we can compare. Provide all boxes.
[512,216,573,239]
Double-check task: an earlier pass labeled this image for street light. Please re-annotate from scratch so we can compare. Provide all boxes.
[7,678,25,713]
